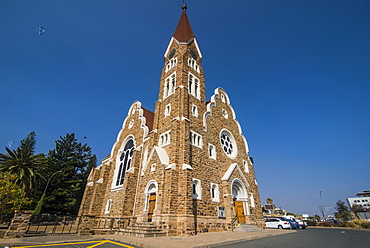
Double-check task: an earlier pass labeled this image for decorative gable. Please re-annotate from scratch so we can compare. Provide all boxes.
[141,146,170,176]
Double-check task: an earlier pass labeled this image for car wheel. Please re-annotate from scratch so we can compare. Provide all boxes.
[278,225,283,229]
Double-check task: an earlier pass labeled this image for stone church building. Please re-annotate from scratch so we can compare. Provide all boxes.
[79,5,264,236]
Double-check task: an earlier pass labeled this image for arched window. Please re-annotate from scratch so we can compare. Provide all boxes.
[194,79,199,98]
[159,131,171,147]
[105,199,112,214]
[208,144,216,159]
[192,178,202,200]
[115,139,135,187]
[165,104,171,117]
[192,104,198,117]
[211,183,220,202]
[163,72,176,99]
[190,130,202,148]
[188,73,200,99]
[170,74,176,94]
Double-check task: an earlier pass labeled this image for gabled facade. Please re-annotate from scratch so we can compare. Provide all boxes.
[79,5,264,235]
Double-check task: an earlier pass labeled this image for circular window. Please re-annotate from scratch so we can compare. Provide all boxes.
[220,130,237,158]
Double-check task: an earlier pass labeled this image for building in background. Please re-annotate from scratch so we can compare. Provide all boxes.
[347,190,370,211]
[347,190,370,221]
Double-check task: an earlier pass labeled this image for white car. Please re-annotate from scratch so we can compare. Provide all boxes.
[265,218,292,229]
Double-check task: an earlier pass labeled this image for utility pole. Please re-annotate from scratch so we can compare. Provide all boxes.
[312,190,325,219]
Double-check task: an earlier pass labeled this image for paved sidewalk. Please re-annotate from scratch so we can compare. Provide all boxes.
[0,229,295,248]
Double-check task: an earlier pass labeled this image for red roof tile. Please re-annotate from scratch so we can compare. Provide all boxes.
[173,10,194,42]
[142,107,154,131]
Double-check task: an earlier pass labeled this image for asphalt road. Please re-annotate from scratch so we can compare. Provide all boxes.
[213,228,370,248]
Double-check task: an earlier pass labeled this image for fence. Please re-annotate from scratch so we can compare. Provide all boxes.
[0,214,14,229]
[2,214,133,237]
[25,215,81,235]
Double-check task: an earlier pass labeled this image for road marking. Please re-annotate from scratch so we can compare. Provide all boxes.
[15,240,136,248]
[86,240,109,248]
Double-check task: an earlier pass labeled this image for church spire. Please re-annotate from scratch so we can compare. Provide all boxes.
[173,3,194,43]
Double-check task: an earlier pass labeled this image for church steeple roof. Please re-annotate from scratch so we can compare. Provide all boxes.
[173,8,194,43]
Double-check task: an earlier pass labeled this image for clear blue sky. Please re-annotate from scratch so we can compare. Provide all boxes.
[1,0,369,217]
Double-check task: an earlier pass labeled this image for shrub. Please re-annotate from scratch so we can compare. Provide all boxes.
[305,220,317,226]
[352,219,370,229]
[339,221,355,228]
[318,221,334,227]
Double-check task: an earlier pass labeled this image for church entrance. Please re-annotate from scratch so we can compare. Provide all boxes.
[147,193,156,222]
[145,180,158,223]
[234,200,246,223]
[231,178,248,224]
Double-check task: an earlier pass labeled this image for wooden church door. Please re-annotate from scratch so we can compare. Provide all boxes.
[234,200,246,224]
[147,193,156,222]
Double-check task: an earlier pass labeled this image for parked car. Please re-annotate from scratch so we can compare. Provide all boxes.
[281,217,307,229]
[265,218,292,229]
[280,217,299,229]
[296,219,308,229]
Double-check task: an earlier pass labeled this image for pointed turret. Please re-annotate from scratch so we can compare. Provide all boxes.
[173,7,194,43]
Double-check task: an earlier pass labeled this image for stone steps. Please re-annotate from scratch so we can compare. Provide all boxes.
[233,224,263,232]
[117,222,166,238]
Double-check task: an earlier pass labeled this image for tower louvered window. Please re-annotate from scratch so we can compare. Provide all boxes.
[166,58,178,73]
[164,72,176,99]
[188,73,200,99]
[188,58,200,73]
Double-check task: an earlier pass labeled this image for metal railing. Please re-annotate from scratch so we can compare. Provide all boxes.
[0,213,14,229]
[25,215,81,235]
[231,216,238,231]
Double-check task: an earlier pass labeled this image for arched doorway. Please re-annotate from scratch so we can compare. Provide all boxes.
[144,181,158,222]
[231,179,248,224]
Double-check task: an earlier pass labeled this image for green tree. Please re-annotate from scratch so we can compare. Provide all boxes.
[0,172,30,213]
[43,133,96,215]
[266,198,276,208]
[19,131,37,153]
[313,214,321,221]
[0,132,48,197]
[351,204,365,219]
[335,200,351,220]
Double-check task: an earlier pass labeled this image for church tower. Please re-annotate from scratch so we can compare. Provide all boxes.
[79,4,264,236]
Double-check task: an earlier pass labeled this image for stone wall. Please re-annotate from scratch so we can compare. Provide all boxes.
[4,210,33,238]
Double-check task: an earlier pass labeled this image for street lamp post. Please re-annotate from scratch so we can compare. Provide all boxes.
[42,170,62,195]
[34,170,62,214]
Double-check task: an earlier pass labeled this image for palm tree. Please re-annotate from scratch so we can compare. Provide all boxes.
[0,147,47,196]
